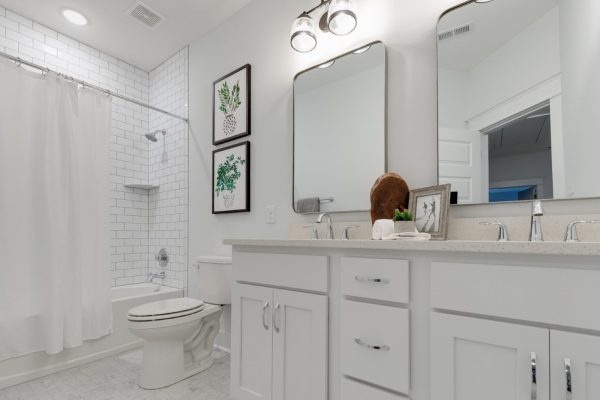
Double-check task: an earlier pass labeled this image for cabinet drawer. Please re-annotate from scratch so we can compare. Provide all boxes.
[233,251,328,292]
[341,299,410,394]
[431,262,600,331]
[341,378,404,400]
[341,257,409,303]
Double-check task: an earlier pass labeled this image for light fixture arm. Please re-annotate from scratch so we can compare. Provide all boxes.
[298,0,331,18]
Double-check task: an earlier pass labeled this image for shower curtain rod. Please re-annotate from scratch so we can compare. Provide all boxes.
[0,51,189,123]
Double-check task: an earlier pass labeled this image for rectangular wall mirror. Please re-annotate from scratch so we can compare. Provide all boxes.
[293,41,386,214]
[437,0,600,205]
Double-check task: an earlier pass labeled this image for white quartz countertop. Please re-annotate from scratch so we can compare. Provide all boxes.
[224,238,600,256]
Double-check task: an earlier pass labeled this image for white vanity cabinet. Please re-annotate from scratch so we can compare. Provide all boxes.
[230,252,329,400]
[550,331,600,400]
[227,239,600,400]
[431,261,600,400]
[431,313,550,400]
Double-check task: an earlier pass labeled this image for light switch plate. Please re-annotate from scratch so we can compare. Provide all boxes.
[266,205,276,224]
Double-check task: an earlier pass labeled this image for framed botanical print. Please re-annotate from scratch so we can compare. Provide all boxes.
[408,184,451,240]
[213,64,251,145]
[212,141,250,214]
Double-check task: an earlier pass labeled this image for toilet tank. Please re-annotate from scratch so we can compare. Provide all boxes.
[196,256,232,305]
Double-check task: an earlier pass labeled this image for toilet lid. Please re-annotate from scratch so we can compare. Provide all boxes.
[128,297,204,318]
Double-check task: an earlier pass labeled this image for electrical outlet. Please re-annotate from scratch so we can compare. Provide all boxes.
[266,205,276,224]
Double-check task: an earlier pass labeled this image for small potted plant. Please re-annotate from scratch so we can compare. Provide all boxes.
[393,209,415,233]
[215,153,246,208]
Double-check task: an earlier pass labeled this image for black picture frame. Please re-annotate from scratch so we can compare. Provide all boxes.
[212,141,251,214]
[212,64,251,145]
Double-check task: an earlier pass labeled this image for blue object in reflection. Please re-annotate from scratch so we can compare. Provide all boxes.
[489,186,537,202]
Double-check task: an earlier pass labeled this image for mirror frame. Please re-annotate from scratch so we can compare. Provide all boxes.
[292,40,388,214]
[435,1,598,207]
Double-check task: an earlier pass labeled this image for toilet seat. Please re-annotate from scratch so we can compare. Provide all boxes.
[128,297,205,322]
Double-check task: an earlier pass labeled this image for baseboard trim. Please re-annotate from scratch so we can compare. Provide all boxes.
[0,340,143,390]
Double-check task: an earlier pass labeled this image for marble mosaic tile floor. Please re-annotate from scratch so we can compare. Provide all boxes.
[0,348,230,400]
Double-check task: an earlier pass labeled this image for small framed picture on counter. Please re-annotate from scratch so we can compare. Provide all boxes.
[408,184,451,240]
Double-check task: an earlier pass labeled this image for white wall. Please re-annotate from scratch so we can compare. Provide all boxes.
[559,0,600,198]
[188,0,464,258]
[295,62,385,212]
[466,7,560,120]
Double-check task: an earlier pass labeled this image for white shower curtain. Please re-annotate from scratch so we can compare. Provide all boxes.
[0,59,113,360]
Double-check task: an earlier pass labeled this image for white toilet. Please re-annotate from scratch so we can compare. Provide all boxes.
[128,256,232,389]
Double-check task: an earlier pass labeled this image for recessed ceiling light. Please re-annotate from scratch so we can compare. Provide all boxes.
[475,0,494,3]
[62,9,88,26]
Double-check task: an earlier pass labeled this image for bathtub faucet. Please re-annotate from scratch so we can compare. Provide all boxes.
[147,271,166,283]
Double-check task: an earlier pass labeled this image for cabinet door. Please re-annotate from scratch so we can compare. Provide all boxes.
[231,284,274,400]
[551,330,600,400]
[272,289,328,400]
[431,313,549,400]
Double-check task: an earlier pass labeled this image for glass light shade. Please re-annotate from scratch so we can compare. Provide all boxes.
[291,14,317,53]
[328,0,357,36]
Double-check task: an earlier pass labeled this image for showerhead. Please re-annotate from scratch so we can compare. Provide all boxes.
[144,129,166,142]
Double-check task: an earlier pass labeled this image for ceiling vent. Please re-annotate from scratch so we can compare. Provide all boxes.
[126,1,166,30]
[438,22,473,41]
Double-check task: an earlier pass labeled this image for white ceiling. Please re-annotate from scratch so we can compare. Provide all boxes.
[0,0,252,71]
[438,0,558,71]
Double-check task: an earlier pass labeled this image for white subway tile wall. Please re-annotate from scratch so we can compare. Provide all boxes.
[148,48,189,289]
[0,8,189,289]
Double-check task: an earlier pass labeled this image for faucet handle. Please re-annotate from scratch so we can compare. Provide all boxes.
[302,225,319,240]
[479,222,509,242]
[342,225,360,240]
[565,220,600,242]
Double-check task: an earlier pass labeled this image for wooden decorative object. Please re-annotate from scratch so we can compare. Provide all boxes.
[370,173,410,223]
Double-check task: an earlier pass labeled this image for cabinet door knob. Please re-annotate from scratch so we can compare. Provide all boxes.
[262,301,270,330]
[530,352,537,400]
[354,338,390,351]
[273,304,281,333]
[565,358,572,400]
[354,276,390,284]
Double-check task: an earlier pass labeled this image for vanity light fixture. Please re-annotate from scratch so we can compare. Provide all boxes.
[290,0,358,53]
[62,9,88,26]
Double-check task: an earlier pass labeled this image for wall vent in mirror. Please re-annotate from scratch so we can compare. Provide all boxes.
[437,0,600,205]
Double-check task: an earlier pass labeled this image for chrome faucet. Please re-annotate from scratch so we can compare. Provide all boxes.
[479,221,509,242]
[341,225,359,240]
[564,220,600,242]
[317,213,334,240]
[529,200,544,242]
[147,271,166,283]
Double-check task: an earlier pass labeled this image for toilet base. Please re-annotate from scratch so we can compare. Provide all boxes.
[130,304,223,390]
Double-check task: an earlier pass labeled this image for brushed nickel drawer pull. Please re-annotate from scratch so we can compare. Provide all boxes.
[565,358,572,400]
[354,338,390,351]
[531,352,537,400]
[262,301,270,330]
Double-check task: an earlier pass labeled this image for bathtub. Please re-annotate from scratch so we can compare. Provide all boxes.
[0,284,183,389]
